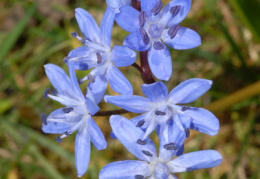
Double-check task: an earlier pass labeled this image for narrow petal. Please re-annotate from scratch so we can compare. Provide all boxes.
[75,8,100,43]
[107,65,133,95]
[167,150,222,173]
[75,127,91,177]
[160,0,191,26]
[99,160,150,179]
[168,78,212,104]
[85,97,100,115]
[162,27,201,50]
[100,7,115,49]
[115,6,139,33]
[184,107,220,136]
[141,81,168,102]
[89,117,107,150]
[140,0,159,13]
[88,74,108,104]
[44,64,74,97]
[110,115,157,162]
[124,32,151,51]
[111,46,136,67]
[106,0,131,13]
[104,95,152,113]
[148,46,172,81]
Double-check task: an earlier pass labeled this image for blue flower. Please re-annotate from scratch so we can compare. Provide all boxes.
[66,7,137,103]
[99,115,222,179]
[115,0,201,80]
[106,0,131,13]
[42,62,107,177]
[104,79,219,142]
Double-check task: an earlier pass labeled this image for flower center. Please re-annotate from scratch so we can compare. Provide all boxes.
[148,23,164,39]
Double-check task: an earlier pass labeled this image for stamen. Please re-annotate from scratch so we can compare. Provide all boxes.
[80,36,87,44]
[43,88,50,99]
[185,128,190,138]
[64,131,71,136]
[181,106,189,111]
[155,111,166,116]
[63,56,70,63]
[63,107,74,113]
[168,25,181,39]
[170,5,181,17]
[138,11,146,27]
[186,168,193,172]
[71,32,79,38]
[150,1,163,15]
[153,41,164,50]
[96,52,102,64]
[51,89,57,95]
[135,175,144,179]
[140,27,150,45]
[87,74,95,83]
[137,139,147,145]
[136,120,145,127]
[142,150,153,157]
[78,78,84,84]
[55,137,62,143]
[163,142,177,150]
[41,114,47,125]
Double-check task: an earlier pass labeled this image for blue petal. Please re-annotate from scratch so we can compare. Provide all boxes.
[106,0,131,13]
[99,160,150,179]
[107,65,133,95]
[168,78,212,104]
[154,162,170,179]
[75,127,91,177]
[160,0,191,27]
[124,32,151,51]
[89,117,107,150]
[110,115,157,162]
[44,64,74,98]
[67,46,93,70]
[42,108,80,134]
[176,144,184,156]
[184,107,220,136]
[140,0,159,13]
[88,74,108,104]
[104,95,152,113]
[162,27,201,50]
[111,46,136,67]
[75,8,101,43]
[141,81,168,102]
[100,7,115,49]
[85,97,100,115]
[115,6,139,33]
[167,150,222,173]
[148,46,172,81]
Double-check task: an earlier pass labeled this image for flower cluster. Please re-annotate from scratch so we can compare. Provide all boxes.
[41,0,222,178]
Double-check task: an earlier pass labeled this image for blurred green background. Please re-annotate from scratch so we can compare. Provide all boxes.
[0,0,260,178]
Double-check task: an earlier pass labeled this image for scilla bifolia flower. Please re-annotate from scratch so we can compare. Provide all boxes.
[99,115,222,179]
[42,62,106,177]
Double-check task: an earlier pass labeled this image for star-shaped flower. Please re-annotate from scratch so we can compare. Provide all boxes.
[115,0,201,80]
[42,62,107,177]
[99,115,222,179]
[66,7,137,103]
[104,79,219,142]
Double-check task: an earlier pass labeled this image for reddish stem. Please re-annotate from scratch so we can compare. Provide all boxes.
[94,109,129,116]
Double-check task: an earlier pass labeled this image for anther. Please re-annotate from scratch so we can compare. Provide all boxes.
[43,88,50,99]
[63,107,74,113]
[41,114,47,125]
[170,5,181,17]
[155,111,166,116]
[185,128,190,138]
[137,139,147,145]
[63,56,70,63]
[78,78,84,84]
[136,120,145,127]
[150,1,163,15]
[135,175,144,179]
[142,150,153,157]
[140,27,150,45]
[138,11,146,27]
[55,137,63,143]
[186,168,193,172]
[153,41,164,50]
[163,142,177,150]
[181,106,189,111]
[87,74,95,83]
[168,25,181,39]
[71,32,79,38]
[64,131,71,136]
[96,52,102,64]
